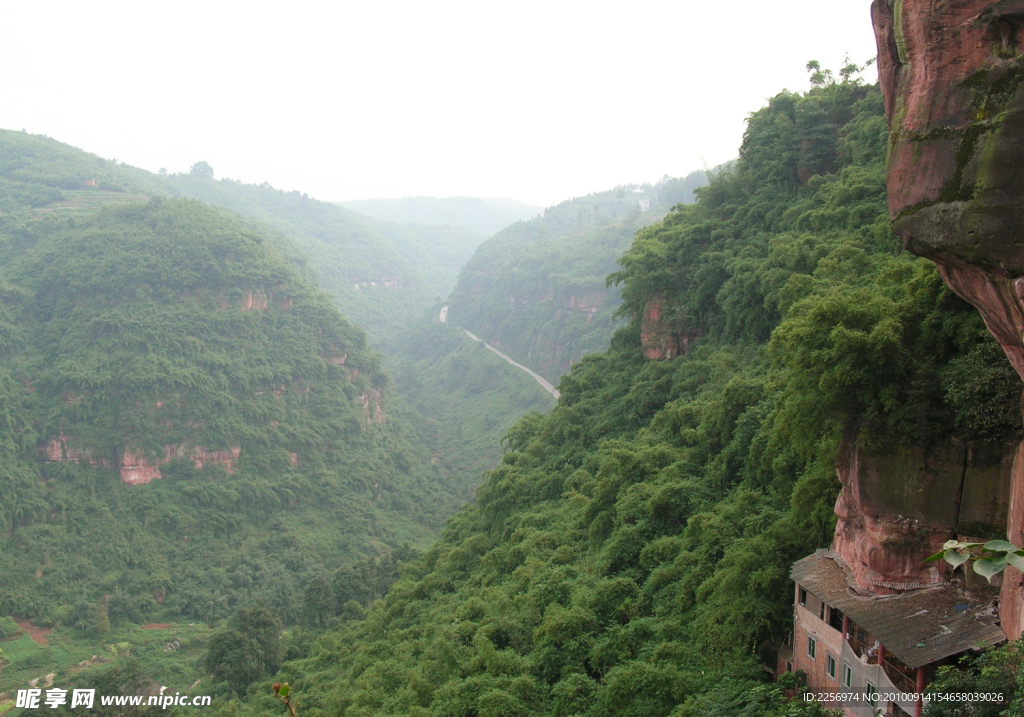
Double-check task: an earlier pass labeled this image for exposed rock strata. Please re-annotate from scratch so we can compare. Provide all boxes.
[359,389,384,425]
[873,0,1024,636]
[832,432,1013,594]
[119,445,241,484]
[640,296,698,360]
[46,435,242,484]
[874,0,1024,373]
[45,433,104,466]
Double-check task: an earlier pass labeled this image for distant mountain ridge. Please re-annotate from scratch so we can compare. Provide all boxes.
[338,196,543,236]
[0,129,492,351]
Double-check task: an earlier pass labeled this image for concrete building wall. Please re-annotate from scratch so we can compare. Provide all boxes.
[791,582,920,717]
[791,583,846,711]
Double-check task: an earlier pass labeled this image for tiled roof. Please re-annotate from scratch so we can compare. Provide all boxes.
[791,550,1006,670]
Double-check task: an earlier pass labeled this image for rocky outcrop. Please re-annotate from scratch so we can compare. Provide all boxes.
[119,449,163,484]
[203,288,274,312]
[117,445,241,484]
[874,0,1024,373]
[1001,445,1024,639]
[44,433,104,466]
[46,425,245,483]
[555,294,602,322]
[241,290,268,311]
[352,278,403,290]
[832,432,1014,594]
[873,0,1024,635]
[640,296,697,360]
[359,390,384,425]
[189,447,241,473]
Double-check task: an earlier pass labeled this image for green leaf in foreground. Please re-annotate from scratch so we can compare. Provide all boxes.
[974,555,1008,582]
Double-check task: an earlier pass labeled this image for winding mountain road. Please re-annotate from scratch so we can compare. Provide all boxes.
[439,305,560,400]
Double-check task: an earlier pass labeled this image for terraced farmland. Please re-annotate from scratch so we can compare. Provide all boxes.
[0,632,84,695]
[36,190,148,215]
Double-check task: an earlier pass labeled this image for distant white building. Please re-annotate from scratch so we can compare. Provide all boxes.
[638,199,651,212]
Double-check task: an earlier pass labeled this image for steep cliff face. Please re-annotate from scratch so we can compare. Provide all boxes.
[639,296,701,361]
[118,446,241,484]
[874,0,1024,373]
[832,432,1014,593]
[873,0,1024,636]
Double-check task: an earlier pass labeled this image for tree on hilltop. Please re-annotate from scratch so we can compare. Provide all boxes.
[190,161,214,178]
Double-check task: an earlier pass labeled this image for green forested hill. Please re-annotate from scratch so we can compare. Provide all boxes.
[0,129,557,537]
[0,131,564,705]
[231,76,1020,717]
[159,174,460,350]
[445,172,708,380]
[0,178,464,631]
[0,130,491,352]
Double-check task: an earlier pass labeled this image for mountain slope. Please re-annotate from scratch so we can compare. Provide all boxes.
[159,174,462,350]
[0,151,465,630]
[232,77,1020,717]
[0,130,492,352]
[445,172,708,380]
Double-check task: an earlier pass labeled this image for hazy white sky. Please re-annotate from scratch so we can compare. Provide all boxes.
[1,1,879,207]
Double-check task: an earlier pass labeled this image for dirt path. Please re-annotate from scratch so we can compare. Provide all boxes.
[16,620,52,646]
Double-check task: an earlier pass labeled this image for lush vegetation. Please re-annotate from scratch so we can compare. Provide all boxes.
[920,637,1024,715]
[4,61,1023,716]
[389,316,556,488]
[0,130,563,707]
[0,157,473,646]
[181,71,1022,717]
[0,130,492,354]
[446,172,708,380]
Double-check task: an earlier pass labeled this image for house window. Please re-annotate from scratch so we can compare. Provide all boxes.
[807,636,817,660]
[799,587,807,607]
[842,662,852,688]
[819,601,826,620]
[828,606,844,632]
[866,681,876,703]
[786,660,793,673]
[826,654,836,679]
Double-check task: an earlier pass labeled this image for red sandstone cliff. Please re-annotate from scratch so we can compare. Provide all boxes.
[119,445,240,484]
[831,432,1013,594]
[873,0,1024,636]
[640,296,699,361]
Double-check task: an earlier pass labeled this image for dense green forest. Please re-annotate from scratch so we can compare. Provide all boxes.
[388,317,556,485]
[0,130,563,703]
[0,130,553,491]
[0,130,560,489]
[4,62,1023,716]
[0,130,489,351]
[445,171,708,380]
[0,147,515,702]
[0,191,470,622]
[212,74,1020,716]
